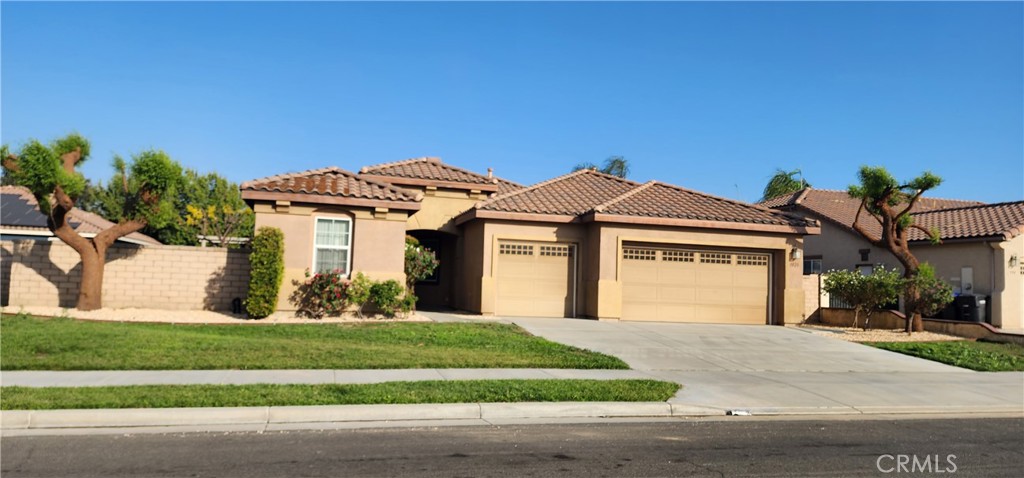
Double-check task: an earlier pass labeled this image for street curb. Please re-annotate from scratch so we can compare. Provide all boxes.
[1,402,724,431]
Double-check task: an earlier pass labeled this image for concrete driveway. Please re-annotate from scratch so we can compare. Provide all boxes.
[509,318,1024,415]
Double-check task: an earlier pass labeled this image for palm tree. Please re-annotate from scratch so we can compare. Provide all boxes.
[572,156,631,178]
[761,168,810,201]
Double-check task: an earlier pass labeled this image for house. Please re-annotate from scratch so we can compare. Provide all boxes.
[242,159,820,325]
[0,185,161,246]
[763,188,1024,330]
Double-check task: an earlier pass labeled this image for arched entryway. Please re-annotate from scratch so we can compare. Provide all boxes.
[407,230,459,310]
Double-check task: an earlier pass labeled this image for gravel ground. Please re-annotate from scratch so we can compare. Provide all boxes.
[0,306,432,324]
[793,324,964,342]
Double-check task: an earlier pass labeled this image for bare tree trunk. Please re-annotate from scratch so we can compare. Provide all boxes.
[76,246,106,311]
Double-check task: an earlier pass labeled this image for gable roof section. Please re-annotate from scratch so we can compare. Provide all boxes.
[760,188,1000,241]
[456,170,818,234]
[240,167,422,211]
[467,169,639,221]
[360,157,522,194]
[591,181,818,230]
[0,186,162,246]
[911,201,1024,241]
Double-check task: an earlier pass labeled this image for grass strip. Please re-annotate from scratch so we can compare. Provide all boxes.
[866,340,1024,372]
[0,380,680,410]
[0,314,627,370]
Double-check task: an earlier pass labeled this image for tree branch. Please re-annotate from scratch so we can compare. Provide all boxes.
[851,198,883,246]
[94,219,147,249]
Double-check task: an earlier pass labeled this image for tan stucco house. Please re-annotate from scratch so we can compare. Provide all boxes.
[763,188,1024,330]
[242,158,820,325]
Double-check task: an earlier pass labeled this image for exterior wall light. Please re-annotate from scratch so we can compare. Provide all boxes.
[790,248,802,261]
[1010,255,1019,268]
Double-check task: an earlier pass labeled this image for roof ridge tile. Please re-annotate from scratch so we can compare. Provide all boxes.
[592,181,657,212]
[359,156,441,173]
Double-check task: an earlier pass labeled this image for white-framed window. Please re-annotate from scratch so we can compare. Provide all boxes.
[313,217,352,275]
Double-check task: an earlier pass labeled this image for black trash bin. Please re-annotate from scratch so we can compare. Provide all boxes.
[955,295,987,323]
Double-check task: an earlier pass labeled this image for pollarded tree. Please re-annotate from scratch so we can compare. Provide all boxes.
[2,134,181,311]
[848,166,943,332]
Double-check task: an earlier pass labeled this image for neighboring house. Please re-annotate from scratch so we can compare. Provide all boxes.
[0,185,161,246]
[243,159,819,325]
[763,188,1024,330]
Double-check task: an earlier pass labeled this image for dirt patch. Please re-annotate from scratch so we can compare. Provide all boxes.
[792,324,964,343]
[1,306,432,325]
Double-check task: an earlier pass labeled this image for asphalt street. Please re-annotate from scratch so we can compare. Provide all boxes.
[2,417,1021,477]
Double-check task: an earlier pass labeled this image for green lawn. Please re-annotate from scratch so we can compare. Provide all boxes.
[867,340,1024,372]
[0,380,679,410]
[0,314,627,370]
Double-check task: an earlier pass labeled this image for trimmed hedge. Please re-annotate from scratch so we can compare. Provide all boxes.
[246,226,284,319]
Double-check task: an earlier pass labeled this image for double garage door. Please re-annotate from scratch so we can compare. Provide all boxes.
[493,241,770,324]
[621,246,771,324]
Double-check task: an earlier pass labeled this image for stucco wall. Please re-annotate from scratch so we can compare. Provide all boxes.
[402,187,485,234]
[1,240,250,310]
[252,201,410,311]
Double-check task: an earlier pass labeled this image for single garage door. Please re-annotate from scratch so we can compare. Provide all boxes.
[621,246,769,324]
[496,241,575,317]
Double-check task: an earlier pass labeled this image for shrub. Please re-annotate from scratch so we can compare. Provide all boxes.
[404,237,439,310]
[909,263,954,318]
[245,226,284,319]
[291,269,349,319]
[369,279,404,317]
[348,272,373,319]
[823,266,902,329]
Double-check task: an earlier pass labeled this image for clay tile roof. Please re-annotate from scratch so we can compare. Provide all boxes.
[240,166,421,203]
[911,201,1024,241]
[476,169,640,216]
[760,188,992,240]
[0,185,162,245]
[360,157,523,193]
[598,181,817,228]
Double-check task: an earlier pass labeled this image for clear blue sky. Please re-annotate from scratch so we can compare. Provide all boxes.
[3,1,1022,203]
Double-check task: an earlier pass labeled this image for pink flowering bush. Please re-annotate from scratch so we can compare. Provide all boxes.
[290,269,350,319]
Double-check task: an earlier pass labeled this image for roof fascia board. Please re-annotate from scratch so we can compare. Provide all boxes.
[241,190,422,211]
[454,209,577,226]
[584,212,821,235]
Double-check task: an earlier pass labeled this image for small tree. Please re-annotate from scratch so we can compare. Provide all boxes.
[761,168,811,201]
[404,236,439,311]
[848,166,943,332]
[2,135,180,310]
[245,226,284,319]
[185,203,253,248]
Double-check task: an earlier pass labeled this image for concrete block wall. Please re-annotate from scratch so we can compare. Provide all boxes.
[1,240,250,311]
[801,274,826,324]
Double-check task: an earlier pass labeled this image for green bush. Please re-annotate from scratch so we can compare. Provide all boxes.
[910,264,954,317]
[348,272,373,318]
[245,226,284,319]
[823,266,902,329]
[369,279,404,317]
